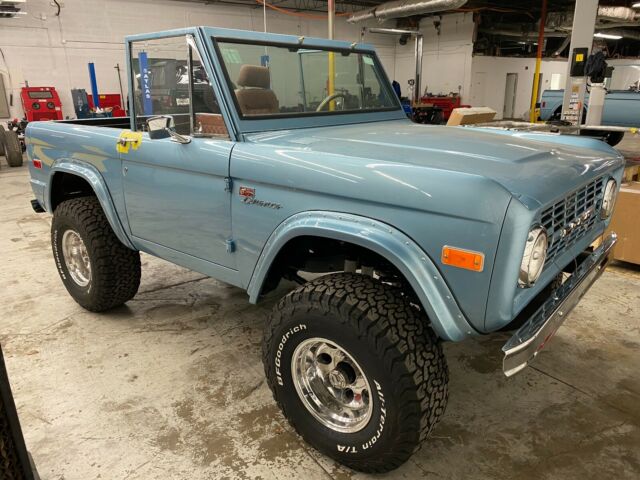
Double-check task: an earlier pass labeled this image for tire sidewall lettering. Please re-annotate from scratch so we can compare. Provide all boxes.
[52,228,67,281]
[337,379,387,454]
[274,323,307,387]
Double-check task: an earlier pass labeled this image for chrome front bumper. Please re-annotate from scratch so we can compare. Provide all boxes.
[502,232,617,377]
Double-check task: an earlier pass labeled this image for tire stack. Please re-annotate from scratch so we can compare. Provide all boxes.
[0,125,23,168]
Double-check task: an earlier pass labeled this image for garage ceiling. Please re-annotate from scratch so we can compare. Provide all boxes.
[175,0,640,57]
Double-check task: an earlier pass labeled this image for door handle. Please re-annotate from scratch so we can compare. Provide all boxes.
[119,137,138,146]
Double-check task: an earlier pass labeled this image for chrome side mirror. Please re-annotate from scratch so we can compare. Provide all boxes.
[145,115,191,144]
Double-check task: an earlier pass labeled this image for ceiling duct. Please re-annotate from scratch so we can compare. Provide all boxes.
[0,0,26,18]
[547,5,639,31]
[347,0,467,24]
[597,6,639,23]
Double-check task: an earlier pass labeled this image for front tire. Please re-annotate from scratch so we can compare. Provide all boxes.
[51,197,141,312]
[263,273,448,473]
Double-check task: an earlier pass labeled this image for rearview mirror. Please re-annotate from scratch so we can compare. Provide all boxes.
[145,115,191,144]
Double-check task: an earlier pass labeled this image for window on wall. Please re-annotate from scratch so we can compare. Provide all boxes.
[550,73,563,90]
[130,36,228,137]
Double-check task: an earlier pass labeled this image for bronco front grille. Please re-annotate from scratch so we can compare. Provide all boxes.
[540,176,605,265]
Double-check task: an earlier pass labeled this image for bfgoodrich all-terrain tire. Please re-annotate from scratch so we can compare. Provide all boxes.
[51,197,141,312]
[263,273,449,473]
[2,129,23,167]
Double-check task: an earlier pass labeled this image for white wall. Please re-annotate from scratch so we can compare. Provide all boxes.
[390,12,474,101]
[0,0,397,120]
[608,59,640,90]
[470,56,568,119]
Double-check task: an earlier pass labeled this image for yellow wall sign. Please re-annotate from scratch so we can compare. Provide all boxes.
[116,130,143,154]
[575,53,584,62]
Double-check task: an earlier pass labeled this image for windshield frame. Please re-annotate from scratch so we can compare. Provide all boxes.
[214,38,401,121]
[200,27,406,134]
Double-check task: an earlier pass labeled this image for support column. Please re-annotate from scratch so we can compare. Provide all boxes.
[529,0,547,123]
[560,0,599,125]
[414,35,423,105]
[328,0,334,40]
[328,0,335,109]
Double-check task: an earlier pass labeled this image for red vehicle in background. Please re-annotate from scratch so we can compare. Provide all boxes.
[20,86,63,122]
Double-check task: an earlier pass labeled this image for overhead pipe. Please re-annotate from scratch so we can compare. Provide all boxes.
[552,35,571,57]
[368,27,421,35]
[478,27,566,38]
[348,0,467,23]
[598,28,640,41]
[481,25,640,42]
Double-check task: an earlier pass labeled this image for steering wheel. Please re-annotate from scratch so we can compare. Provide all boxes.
[316,92,348,112]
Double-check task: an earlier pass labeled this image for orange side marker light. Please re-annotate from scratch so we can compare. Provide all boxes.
[441,246,485,272]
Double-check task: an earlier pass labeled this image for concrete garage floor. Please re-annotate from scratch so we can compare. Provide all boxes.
[1,154,639,480]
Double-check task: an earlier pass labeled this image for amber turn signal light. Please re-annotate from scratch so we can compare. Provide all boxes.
[441,246,485,272]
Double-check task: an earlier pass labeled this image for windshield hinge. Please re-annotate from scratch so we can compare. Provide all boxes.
[225,239,236,253]
[224,177,233,193]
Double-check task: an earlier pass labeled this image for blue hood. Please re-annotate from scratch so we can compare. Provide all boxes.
[246,119,624,208]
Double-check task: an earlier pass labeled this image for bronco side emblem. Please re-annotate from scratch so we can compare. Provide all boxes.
[239,186,282,209]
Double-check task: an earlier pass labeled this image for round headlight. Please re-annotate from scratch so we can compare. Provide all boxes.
[519,227,548,288]
[601,178,617,219]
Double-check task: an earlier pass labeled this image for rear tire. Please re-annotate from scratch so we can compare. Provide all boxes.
[263,273,449,473]
[51,197,140,312]
[604,131,624,147]
[580,129,625,147]
[3,129,22,167]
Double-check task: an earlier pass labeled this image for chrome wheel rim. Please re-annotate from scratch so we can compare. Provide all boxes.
[291,337,372,433]
[62,229,91,287]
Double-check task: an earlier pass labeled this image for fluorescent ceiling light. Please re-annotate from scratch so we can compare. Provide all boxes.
[633,2,640,8]
[594,32,622,40]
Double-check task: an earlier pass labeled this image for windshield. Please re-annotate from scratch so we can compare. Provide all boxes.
[215,40,399,118]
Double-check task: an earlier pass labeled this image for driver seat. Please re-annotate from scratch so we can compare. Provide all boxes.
[235,65,279,115]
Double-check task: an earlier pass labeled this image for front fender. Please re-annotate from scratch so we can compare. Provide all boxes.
[48,159,135,250]
[247,211,478,341]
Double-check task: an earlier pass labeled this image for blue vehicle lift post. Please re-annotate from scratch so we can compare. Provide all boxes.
[88,62,100,109]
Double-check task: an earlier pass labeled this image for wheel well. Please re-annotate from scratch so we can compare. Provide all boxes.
[260,235,417,300]
[50,172,96,211]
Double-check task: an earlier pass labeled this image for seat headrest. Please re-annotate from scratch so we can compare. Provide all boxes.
[237,65,271,89]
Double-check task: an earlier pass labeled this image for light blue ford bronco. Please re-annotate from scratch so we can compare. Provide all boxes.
[27,27,623,472]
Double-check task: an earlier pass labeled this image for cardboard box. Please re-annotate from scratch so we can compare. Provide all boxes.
[622,164,639,182]
[607,182,640,265]
[446,107,497,126]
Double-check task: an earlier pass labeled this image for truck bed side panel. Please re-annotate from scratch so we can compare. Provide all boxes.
[26,121,129,235]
